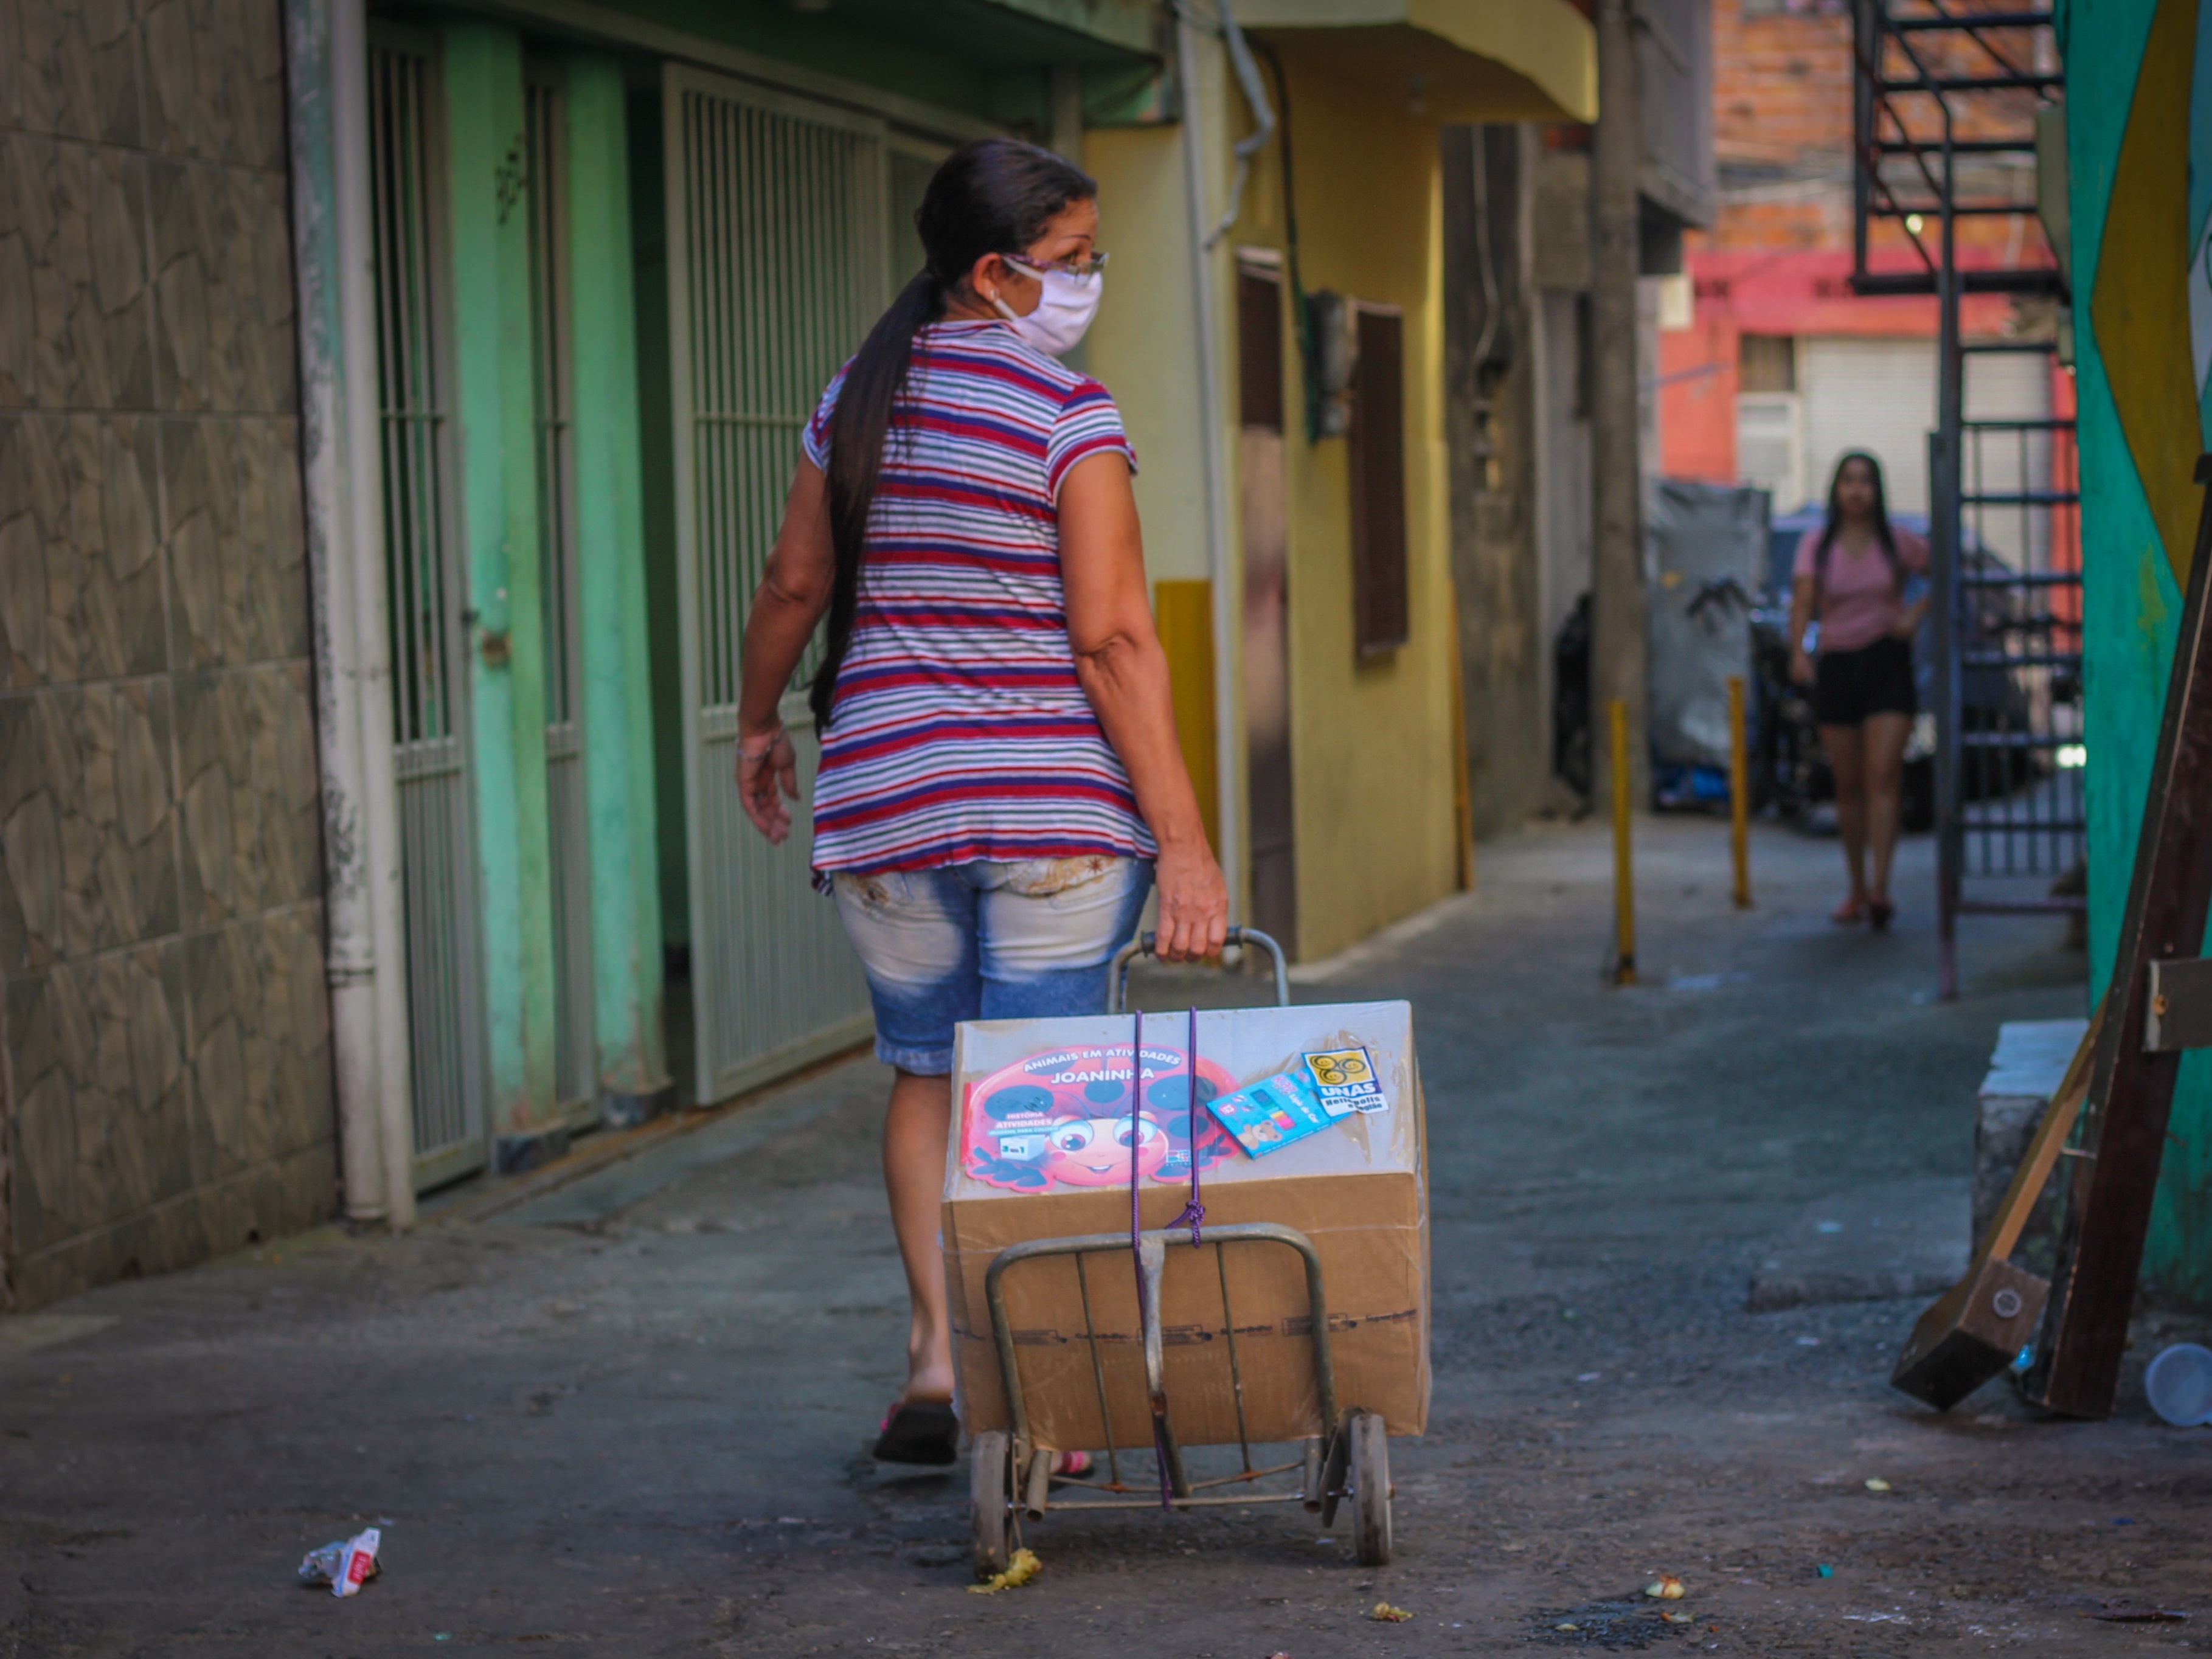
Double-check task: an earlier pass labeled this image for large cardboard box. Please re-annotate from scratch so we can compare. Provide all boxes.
[943,1002,1428,1451]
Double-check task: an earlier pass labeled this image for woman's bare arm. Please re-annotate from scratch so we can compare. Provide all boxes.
[1056,451,1229,962]
[1893,589,1932,639]
[735,458,836,843]
[1893,539,1933,638]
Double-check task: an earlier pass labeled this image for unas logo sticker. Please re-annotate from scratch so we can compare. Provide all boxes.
[1302,1046,1387,1115]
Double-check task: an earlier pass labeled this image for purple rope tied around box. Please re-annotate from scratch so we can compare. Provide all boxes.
[1128,1010,1173,1508]
[1168,1005,1205,1246]
[1129,1006,1145,1257]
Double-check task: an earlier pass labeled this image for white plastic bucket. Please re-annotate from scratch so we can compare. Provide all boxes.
[2143,1342,2212,1427]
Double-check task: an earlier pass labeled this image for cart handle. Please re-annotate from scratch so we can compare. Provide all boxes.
[1109,926,1288,1013]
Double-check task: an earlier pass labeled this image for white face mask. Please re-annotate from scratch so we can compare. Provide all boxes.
[991,260,1103,358]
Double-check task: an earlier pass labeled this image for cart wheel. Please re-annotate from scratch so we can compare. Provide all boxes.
[1347,1410,1393,1567]
[970,1430,1014,1578]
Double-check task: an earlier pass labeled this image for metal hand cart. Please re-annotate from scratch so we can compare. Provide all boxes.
[968,926,1395,1573]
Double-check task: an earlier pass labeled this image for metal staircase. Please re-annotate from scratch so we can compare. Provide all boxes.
[1851,2,2077,999]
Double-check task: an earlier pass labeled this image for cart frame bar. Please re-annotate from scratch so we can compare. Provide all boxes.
[983,1222,1341,1512]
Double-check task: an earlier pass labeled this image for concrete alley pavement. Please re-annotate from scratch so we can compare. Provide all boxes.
[6,817,2205,1658]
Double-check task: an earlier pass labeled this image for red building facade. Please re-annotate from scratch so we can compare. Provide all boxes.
[1659,0,2061,511]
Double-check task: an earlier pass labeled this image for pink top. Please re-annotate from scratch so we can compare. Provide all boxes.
[1793,525,1929,653]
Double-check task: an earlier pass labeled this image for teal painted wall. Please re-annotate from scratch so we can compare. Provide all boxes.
[442,23,562,1137]
[606,0,992,117]
[564,54,669,1099]
[2064,0,2212,1300]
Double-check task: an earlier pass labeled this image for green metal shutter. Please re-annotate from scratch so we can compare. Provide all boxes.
[367,32,490,1188]
[525,69,597,1119]
[662,65,882,1102]
[887,141,939,294]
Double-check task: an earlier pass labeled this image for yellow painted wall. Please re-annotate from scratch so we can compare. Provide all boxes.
[1085,122,1213,587]
[1086,32,1475,961]
[1230,38,1463,960]
[1086,35,1245,881]
[1153,578,1221,851]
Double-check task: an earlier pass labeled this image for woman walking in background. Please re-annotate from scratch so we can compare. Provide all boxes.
[1787,451,1930,931]
[730,139,1227,1466]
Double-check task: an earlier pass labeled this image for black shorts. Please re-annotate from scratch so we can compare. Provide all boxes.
[1814,636,1916,726]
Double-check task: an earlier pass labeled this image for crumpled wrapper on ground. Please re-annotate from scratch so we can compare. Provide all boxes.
[298,1527,381,1597]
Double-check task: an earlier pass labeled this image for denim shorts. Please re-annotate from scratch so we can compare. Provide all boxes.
[830,856,1154,1075]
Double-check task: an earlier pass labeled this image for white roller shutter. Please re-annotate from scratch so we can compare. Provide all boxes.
[1803,337,1935,516]
[1800,338,2051,528]
[1735,392,1804,512]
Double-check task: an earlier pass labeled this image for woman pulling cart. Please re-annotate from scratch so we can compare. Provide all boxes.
[730,139,1227,1466]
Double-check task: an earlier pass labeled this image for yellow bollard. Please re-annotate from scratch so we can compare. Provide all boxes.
[1609,698,1636,985]
[1728,673,1752,910]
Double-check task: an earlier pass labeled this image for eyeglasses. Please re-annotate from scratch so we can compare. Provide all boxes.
[1000,251,1109,281]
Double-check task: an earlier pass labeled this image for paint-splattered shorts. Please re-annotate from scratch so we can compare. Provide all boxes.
[830,857,1154,1076]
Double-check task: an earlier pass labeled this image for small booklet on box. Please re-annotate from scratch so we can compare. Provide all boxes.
[1205,1067,1337,1157]
[1206,1045,1390,1158]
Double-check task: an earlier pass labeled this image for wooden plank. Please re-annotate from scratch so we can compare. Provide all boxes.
[1891,1004,2100,1410]
[2024,453,2212,1419]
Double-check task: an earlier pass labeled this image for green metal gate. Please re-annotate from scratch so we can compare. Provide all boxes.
[661,65,884,1103]
[887,139,938,286]
[526,68,597,1120]
[368,31,489,1189]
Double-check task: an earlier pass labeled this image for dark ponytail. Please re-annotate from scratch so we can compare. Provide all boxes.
[810,137,1098,729]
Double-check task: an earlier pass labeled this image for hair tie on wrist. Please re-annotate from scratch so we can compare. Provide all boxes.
[739,727,786,762]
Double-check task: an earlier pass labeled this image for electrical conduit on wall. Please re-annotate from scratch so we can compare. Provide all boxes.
[1177,1,1244,922]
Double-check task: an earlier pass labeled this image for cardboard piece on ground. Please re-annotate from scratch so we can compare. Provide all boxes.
[942,1002,1429,1450]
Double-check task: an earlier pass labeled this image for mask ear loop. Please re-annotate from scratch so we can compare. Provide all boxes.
[986,254,1029,324]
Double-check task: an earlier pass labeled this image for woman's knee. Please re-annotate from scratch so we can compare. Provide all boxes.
[1862,718,1911,797]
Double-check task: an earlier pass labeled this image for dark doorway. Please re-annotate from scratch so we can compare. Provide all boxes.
[1237,256,1297,959]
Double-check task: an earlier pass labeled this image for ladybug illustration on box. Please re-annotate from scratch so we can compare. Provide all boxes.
[962,1044,1241,1192]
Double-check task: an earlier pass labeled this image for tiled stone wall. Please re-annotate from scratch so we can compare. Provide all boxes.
[0,0,335,1308]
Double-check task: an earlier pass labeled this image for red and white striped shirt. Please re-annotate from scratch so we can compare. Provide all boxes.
[801,320,1154,873]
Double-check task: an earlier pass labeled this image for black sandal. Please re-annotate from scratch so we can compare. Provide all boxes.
[872,1399,959,1465]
